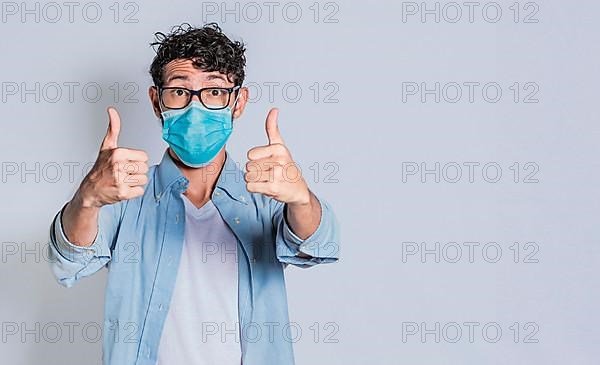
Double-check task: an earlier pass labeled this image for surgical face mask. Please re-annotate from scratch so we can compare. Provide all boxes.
[160,100,234,168]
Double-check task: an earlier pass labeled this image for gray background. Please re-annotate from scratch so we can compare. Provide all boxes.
[1,0,599,363]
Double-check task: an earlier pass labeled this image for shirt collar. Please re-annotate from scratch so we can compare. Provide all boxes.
[153,149,250,205]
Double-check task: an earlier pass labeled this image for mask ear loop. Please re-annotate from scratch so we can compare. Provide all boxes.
[230,85,243,122]
[156,86,184,125]
[156,86,168,125]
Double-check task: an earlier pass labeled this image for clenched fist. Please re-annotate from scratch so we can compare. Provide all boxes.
[78,107,149,208]
[244,108,311,206]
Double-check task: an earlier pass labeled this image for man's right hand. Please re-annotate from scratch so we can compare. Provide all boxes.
[61,107,149,246]
[77,107,149,208]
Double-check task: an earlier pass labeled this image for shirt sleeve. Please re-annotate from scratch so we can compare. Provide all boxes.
[47,202,122,287]
[272,194,340,268]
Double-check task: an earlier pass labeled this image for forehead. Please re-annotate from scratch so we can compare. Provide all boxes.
[162,59,230,85]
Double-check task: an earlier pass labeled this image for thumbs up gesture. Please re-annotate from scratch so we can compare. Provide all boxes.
[245,108,311,206]
[78,107,149,208]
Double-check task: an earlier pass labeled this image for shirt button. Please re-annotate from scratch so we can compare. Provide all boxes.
[175,214,180,224]
[158,303,163,311]
[215,191,221,196]
[239,195,246,202]
[234,217,241,224]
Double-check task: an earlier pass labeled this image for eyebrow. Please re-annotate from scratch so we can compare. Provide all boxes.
[165,74,189,84]
[206,74,228,82]
[163,73,231,86]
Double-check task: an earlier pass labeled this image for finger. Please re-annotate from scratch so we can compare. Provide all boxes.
[265,108,284,145]
[247,145,276,161]
[117,161,149,175]
[246,158,280,173]
[244,169,272,183]
[101,107,121,151]
[114,185,145,201]
[124,186,145,200]
[113,148,149,162]
[246,181,276,196]
[124,174,149,187]
[247,155,290,170]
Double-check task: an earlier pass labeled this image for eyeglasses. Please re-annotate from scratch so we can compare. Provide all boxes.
[158,85,241,110]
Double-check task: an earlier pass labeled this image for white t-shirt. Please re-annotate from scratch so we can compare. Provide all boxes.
[156,193,241,364]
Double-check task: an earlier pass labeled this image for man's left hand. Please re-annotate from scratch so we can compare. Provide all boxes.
[245,108,311,207]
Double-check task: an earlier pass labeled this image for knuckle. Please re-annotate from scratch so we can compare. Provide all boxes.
[109,155,121,169]
[273,143,287,154]
[110,169,121,185]
[113,162,123,172]
[112,147,125,160]
[246,161,258,171]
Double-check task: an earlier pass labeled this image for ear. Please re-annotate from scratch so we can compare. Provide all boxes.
[149,86,162,119]
[232,87,249,120]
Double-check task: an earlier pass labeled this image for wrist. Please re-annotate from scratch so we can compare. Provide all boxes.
[288,188,312,208]
[74,183,101,209]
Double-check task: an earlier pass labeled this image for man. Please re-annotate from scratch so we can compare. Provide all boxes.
[48,23,340,365]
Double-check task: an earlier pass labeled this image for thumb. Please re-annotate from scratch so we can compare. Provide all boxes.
[101,107,121,150]
[265,108,284,145]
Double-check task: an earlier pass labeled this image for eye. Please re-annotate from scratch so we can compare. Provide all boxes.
[210,89,223,97]
[175,89,186,96]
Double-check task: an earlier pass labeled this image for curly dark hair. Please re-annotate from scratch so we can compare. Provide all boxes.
[149,23,246,88]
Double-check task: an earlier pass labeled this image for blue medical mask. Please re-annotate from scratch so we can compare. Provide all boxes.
[161,101,234,168]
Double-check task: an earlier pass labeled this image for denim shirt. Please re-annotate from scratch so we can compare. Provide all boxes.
[48,149,340,365]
